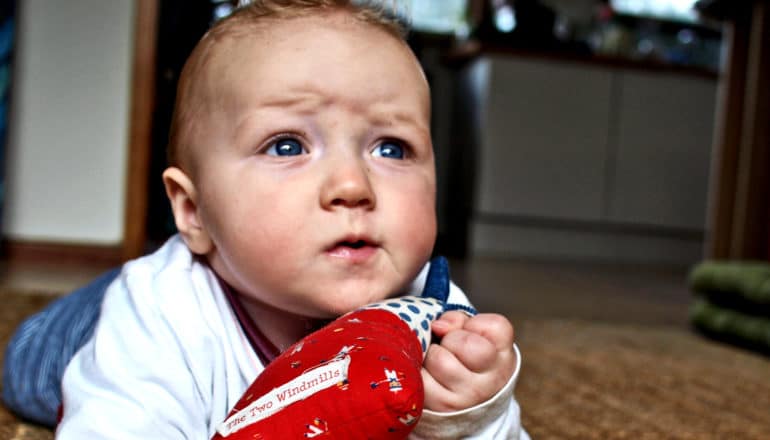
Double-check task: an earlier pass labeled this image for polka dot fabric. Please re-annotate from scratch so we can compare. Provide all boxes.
[359,256,478,358]
[360,296,445,358]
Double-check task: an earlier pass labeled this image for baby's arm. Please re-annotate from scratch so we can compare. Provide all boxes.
[56,267,215,439]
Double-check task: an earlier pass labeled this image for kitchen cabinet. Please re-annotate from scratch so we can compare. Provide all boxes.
[466,55,717,263]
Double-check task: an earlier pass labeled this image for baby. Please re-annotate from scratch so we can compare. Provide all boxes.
[3,1,527,438]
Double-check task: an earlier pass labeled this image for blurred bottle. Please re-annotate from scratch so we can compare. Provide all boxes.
[589,3,633,57]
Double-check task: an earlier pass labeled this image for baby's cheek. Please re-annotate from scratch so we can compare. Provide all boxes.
[398,206,436,258]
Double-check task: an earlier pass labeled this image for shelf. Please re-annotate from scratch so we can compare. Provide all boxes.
[444,40,720,80]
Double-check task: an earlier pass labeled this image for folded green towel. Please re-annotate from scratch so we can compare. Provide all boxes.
[690,297,770,354]
[689,261,770,309]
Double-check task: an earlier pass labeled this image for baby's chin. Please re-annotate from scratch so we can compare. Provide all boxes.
[304,291,396,320]
[283,271,414,319]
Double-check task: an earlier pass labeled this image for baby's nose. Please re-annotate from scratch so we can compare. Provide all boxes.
[319,159,376,210]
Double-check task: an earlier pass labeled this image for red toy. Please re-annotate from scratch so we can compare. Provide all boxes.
[213,257,470,439]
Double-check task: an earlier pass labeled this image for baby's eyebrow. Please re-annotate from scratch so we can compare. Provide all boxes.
[258,94,323,112]
[245,88,429,138]
[366,110,428,132]
[257,97,426,128]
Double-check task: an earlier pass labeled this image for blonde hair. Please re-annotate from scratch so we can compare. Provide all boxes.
[167,0,409,169]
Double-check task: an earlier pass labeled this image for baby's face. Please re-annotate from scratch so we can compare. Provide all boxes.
[189,13,436,318]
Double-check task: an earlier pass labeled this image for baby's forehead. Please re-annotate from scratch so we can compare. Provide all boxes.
[192,17,423,103]
[201,9,412,73]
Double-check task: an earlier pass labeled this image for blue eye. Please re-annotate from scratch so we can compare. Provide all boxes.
[266,138,304,156]
[372,141,405,159]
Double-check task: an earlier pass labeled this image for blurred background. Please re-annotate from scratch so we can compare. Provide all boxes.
[0,0,767,327]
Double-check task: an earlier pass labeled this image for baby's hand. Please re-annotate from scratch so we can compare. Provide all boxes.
[421,311,516,412]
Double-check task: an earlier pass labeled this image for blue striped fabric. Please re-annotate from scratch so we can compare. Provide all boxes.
[2,268,120,426]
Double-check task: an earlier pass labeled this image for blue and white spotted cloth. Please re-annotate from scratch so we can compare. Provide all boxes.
[360,256,477,357]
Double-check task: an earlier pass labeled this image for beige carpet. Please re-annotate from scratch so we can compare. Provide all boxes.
[1,292,770,439]
[516,319,770,439]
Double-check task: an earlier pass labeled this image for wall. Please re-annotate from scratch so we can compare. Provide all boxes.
[2,0,134,245]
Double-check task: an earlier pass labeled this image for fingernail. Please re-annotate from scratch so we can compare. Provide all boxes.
[432,320,448,331]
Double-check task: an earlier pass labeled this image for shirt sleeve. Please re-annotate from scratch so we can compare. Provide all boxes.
[56,268,213,439]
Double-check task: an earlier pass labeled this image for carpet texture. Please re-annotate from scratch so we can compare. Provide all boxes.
[1,292,770,439]
[515,320,770,439]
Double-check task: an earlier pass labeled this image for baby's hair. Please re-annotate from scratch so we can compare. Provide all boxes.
[231,1,409,37]
[167,0,410,169]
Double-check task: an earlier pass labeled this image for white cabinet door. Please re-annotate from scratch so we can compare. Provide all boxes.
[476,56,613,221]
[608,72,716,230]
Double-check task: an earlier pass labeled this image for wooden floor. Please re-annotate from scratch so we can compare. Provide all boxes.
[0,254,695,329]
[0,259,115,296]
[450,257,694,328]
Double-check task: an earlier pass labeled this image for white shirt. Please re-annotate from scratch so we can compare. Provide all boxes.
[57,235,526,439]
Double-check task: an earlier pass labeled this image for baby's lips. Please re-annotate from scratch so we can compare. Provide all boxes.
[325,236,381,262]
[326,243,378,262]
[327,233,379,251]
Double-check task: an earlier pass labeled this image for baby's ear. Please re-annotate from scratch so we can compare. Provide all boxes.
[162,167,213,255]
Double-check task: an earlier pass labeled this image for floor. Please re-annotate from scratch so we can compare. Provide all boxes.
[0,259,115,296]
[0,255,696,328]
[450,257,694,328]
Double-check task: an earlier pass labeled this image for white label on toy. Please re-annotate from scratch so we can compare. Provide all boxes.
[217,356,351,437]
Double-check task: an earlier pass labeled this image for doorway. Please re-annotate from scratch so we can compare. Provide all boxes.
[145,1,238,251]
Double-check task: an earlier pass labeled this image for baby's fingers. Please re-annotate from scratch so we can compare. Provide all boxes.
[436,328,497,373]
[463,313,515,352]
[421,345,485,411]
[431,310,469,338]
[422,343,464,390]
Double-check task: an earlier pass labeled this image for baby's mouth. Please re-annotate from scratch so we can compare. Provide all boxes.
[326,238,379,262]
[339,240,367,249]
